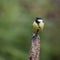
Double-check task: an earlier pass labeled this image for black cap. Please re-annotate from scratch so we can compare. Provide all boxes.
[35,17,42,23]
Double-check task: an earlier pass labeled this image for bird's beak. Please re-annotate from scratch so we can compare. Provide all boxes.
[39,22,44,31]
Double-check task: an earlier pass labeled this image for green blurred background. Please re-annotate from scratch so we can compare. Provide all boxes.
[0,0,60,60]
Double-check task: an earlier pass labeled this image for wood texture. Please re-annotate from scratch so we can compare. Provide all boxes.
[28,34,40,60]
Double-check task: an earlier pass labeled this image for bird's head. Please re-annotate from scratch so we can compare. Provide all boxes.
[33,18,44,34]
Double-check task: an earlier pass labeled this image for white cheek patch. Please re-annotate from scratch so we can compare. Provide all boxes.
[38,19,43,22]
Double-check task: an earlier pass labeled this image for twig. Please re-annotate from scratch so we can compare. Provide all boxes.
[28,34,40,60]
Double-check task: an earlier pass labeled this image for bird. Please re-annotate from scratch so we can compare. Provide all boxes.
[28,17,44,60]
[33,18,44,34]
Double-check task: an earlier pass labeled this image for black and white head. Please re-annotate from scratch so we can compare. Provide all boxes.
[35,18,44,24]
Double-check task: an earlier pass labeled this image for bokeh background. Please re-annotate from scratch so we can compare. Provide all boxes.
[0,0,60,60]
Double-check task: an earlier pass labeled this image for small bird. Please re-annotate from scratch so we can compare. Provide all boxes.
[28,17,44,60]
[33,18,44,34]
